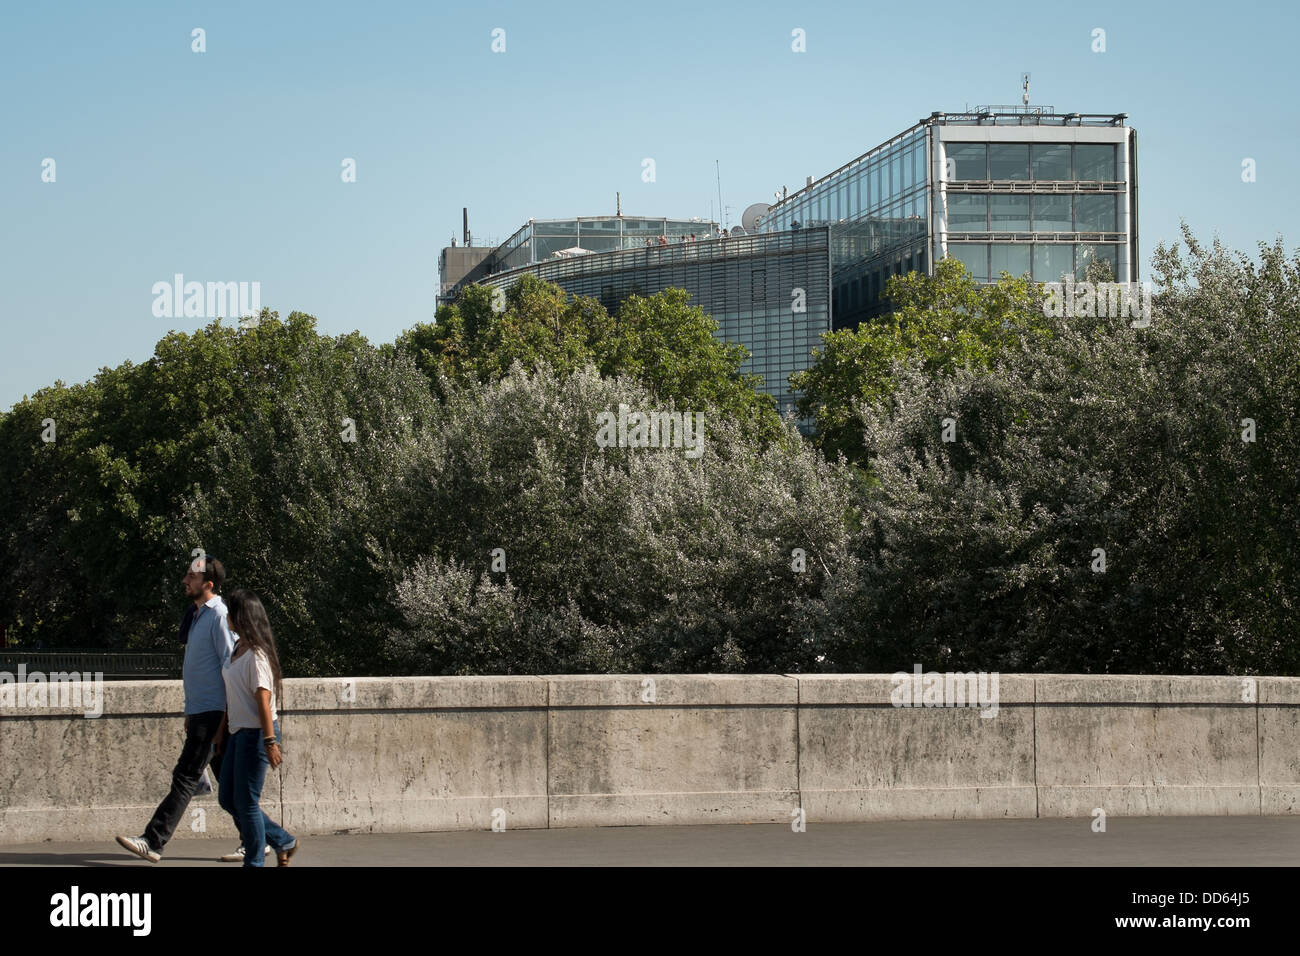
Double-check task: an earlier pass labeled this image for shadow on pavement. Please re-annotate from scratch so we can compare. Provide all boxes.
[0,848,221,866]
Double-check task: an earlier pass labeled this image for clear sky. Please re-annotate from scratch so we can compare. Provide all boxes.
[2,0,1296,410]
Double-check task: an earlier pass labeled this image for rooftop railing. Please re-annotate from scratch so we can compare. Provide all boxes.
[473,228,831,291]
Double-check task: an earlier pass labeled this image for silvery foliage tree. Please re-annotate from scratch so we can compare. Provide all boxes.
[815,226,1299,675]
[384,362,855,675]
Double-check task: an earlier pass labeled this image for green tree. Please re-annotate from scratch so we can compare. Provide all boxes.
[817,227,1300,675]
[791,257,1048,464]
[398,275,782,440]
[0,310,436,674]
[177,320,441,676]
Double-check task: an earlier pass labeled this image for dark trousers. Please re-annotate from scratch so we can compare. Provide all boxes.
[143,710,224,853]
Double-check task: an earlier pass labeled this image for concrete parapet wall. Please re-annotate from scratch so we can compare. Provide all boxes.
[1,673,1295,844]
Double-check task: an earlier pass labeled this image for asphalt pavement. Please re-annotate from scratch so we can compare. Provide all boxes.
[3,816,1298,866]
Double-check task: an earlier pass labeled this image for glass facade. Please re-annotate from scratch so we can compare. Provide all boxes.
[759,128,928,235]
[475,230,831,416]
[943,142,1119,183]
[758,128,929,329]
[489,216,720,273]
[947,242,1122,282]
[943,193,1119,232]
[940,136,1129,284]
[750,112,1135,330]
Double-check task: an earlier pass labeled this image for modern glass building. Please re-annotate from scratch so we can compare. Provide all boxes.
[442,215,720,304]
[494,216,720,268]
[757,106,1137,329]
[440,106,1137,416]
[472,229,831,415]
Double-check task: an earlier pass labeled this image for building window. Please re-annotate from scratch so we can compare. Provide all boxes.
[1075,243,1119,280]
[947,246,988,281]
[990,194,1030,232]
[988,143,1031,180]
[1074,195,1117,232]
[1032,195,1073,232]
[948,194,987,231]
[1032,245,1073,282]
[946,142,987,180]
[1075,144,1117,181]
[1032,143,1072,181]
[990,243,1032,278]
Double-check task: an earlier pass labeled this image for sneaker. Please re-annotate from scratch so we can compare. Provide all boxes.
[116,835,161,863]
[218,845,272,862]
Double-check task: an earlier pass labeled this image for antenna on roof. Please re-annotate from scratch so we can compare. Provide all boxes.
[715,160,725,229]
[1021,72,1031,106]
[616,191,621,216]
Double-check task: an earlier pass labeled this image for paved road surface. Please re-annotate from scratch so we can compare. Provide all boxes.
[3,817,1298,866]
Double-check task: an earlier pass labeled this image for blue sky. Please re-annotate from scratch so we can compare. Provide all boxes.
[2,0,1297,410]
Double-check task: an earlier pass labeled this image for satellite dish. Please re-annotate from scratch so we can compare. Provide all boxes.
[741,202,772,234]
[730,224,747,235]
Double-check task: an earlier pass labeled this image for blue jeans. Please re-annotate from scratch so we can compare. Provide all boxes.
[218,721,294,867]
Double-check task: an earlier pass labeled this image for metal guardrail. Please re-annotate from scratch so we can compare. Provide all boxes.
[944,232,1128,244]
[945,181,1126,193]
[0,649,183,680]
[477,228,832,291]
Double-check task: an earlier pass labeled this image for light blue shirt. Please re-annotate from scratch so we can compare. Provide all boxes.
[182,595,235,714]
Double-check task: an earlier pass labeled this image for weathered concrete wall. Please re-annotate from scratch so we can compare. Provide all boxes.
[1261,678,1300,815]
[1,674,1296,844]
[280,676,547,835]
[1034,676,1259,817]
[546,675,799,827]
[797,675,1037,821]
[0,681,266,844]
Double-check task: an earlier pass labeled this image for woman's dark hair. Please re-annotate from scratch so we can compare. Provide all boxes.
[225,589,284,706]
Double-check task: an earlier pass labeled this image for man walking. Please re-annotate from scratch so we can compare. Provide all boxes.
[116,555,235,862]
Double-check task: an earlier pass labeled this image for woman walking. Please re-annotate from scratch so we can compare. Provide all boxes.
[216,589,298,866]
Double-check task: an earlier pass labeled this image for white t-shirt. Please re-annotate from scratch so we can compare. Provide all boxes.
[222,643,278,732]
